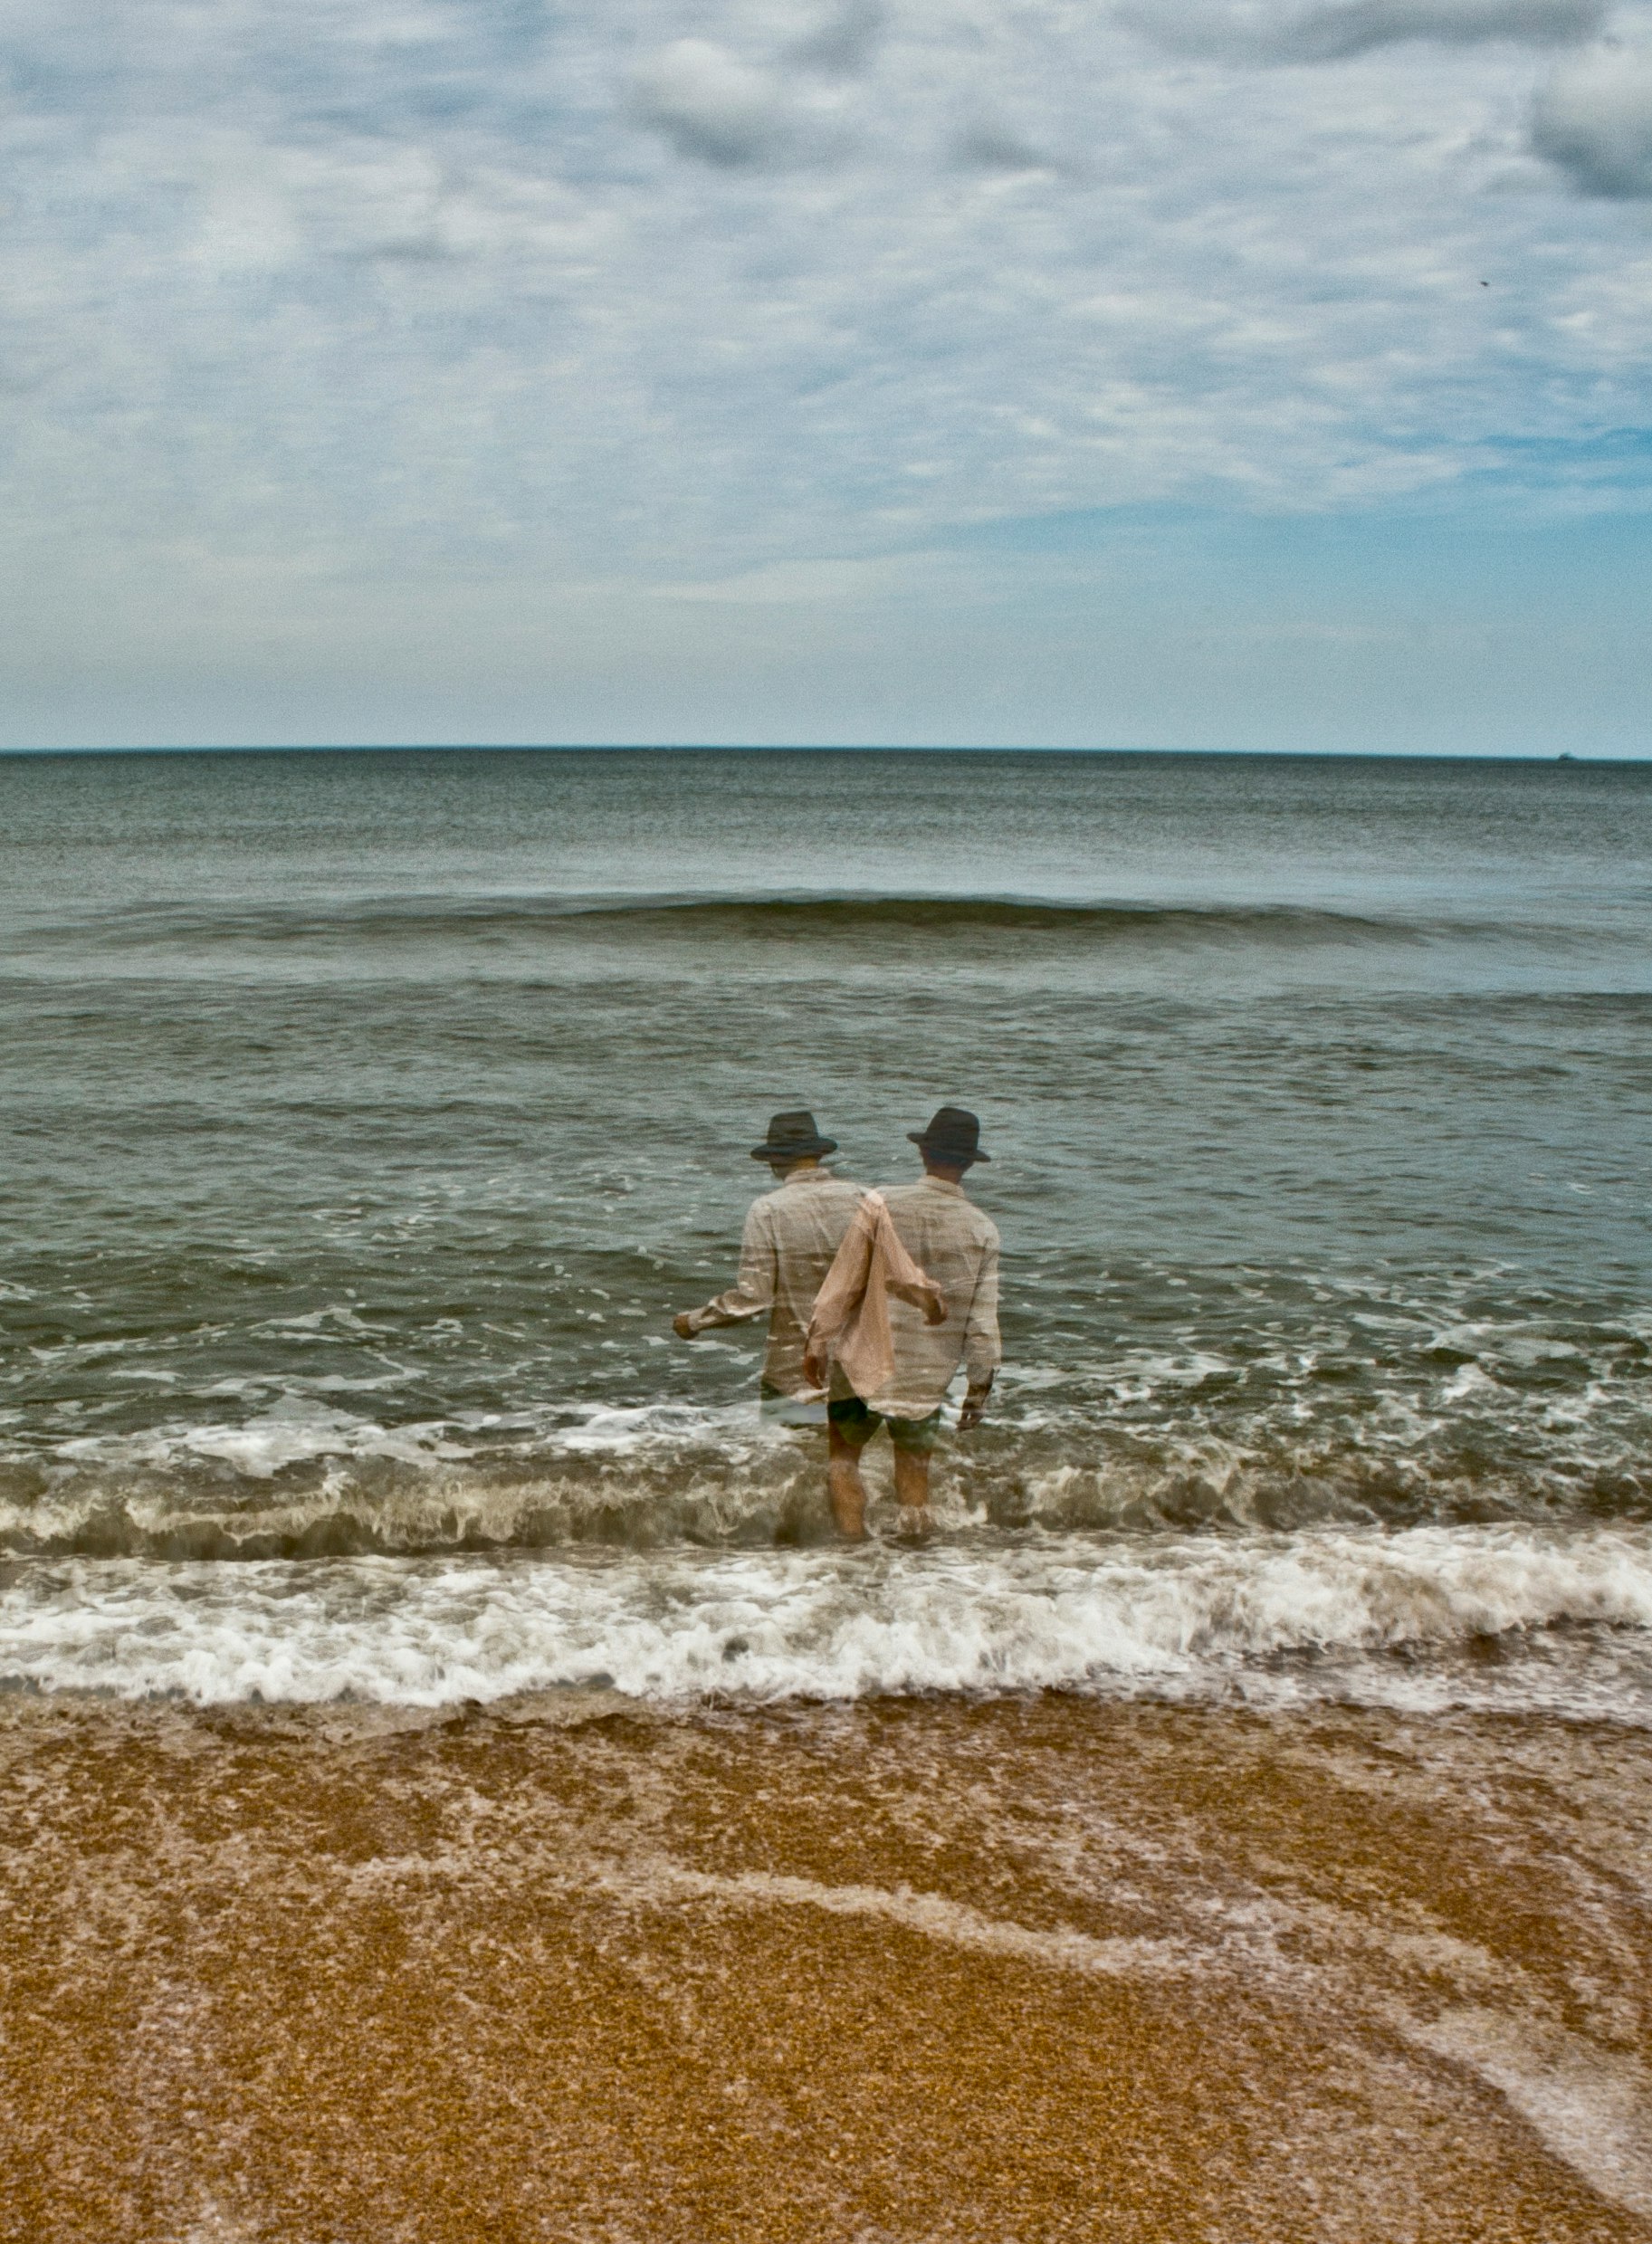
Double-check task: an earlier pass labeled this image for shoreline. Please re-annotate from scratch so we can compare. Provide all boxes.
[5,1692,1652,2239]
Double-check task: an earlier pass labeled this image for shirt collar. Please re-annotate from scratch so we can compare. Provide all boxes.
[782,1166,834,1187]
[920,1175,964,1197]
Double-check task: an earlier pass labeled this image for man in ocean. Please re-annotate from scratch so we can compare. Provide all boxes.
[804,1105,1000,1539]
[673,1110,865,1429]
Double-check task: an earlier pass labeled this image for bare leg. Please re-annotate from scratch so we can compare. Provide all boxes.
[827,1423,869,1540]
[893,1446,932,1532]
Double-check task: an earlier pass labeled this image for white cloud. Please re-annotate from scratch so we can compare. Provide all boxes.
[0,0,1649,743]
[950,120,1055,173]
[656,554,924,602]
[789,0,887,77]
[632,39,833,168]
[1139,0,1607,61]
[1532,42,1652,193]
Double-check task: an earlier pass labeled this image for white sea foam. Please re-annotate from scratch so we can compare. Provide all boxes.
[3,1524,1652,1713]
[1406,2010,1652,2220]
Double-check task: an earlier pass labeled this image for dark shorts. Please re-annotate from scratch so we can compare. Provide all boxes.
[826,1397,943,1454]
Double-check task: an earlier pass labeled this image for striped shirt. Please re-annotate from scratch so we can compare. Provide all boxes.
[845,1176,1001,1418]
[679,1168,867,1397]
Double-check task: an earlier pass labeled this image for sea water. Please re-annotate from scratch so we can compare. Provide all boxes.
[2,747,1648,1712]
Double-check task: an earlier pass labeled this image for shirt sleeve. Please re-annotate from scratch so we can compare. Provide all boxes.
[962,1233,1001,1383]
[679,1205,777,1331]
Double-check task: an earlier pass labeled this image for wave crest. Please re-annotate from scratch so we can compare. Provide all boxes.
[27,889,1447,953]
[5,1525,1652,1712]
[4,1411,1647,1561]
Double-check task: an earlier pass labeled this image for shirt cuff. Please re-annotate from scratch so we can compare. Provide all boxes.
[684,1296,767,1332]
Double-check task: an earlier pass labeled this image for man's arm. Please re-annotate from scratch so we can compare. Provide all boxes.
[958,1373,994,1432]
[673,1206,776,1339]
[958,1235,1001,1429]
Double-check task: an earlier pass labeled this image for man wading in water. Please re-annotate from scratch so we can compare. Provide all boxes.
[804,1107,1000,1540]
[673,1111,864,1428]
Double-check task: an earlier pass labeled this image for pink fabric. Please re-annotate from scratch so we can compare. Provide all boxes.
[802,1190,946,1402]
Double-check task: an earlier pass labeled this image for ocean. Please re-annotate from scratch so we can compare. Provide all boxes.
[3,745,1649,1716]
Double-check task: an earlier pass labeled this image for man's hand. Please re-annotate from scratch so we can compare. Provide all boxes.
[801,1346,826,1390]
[672,1312,697,1341]
[958,1380,993,1432]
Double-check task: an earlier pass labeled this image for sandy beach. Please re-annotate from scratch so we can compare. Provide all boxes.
[4,1690,1650,2242]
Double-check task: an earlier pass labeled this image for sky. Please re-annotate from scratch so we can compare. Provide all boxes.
[1,0,1650,752]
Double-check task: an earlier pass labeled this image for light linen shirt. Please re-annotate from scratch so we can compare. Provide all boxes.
[680,1168,867,1397]
[845,1176,1001,1418]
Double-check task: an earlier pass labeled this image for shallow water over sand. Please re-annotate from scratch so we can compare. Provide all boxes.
[5,1692,1652,2242]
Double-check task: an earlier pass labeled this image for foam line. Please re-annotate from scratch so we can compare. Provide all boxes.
[2,1524,1651,1711]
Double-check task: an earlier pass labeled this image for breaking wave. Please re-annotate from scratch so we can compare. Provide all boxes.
[3,1380,1649,1561]
[5,1525,1652,1713]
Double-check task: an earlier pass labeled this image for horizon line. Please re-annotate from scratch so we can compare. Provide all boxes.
[0,743,1644,765]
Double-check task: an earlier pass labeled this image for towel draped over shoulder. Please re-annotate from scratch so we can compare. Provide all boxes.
[802,1190,946,1403]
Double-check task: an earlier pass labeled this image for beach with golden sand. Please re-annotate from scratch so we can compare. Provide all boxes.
[5,1691,1651,2243]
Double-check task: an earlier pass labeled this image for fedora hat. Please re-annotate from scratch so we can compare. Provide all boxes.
[750,1110,838,1162]
[908,1105,990,1163]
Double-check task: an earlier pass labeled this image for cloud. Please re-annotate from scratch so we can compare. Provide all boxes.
[951,122,1053,173]
[656,554,919,602]
[632,38,825,168]
[788,0,886,77]
[1279,0,1606,57]
[1,0,1650,722]
[1140,0,1607,62]
[1532,43,1652,195]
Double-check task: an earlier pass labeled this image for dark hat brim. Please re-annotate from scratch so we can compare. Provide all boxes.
[751,1137,837,1160]
[908,1131,989,1161]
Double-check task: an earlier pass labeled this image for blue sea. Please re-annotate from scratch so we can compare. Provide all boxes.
[2,747,1648,1712]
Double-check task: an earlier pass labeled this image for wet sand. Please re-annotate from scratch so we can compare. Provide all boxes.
[3,1692,1651,2242]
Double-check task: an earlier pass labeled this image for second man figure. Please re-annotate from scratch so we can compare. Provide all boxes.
[673,1111,864,1425]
